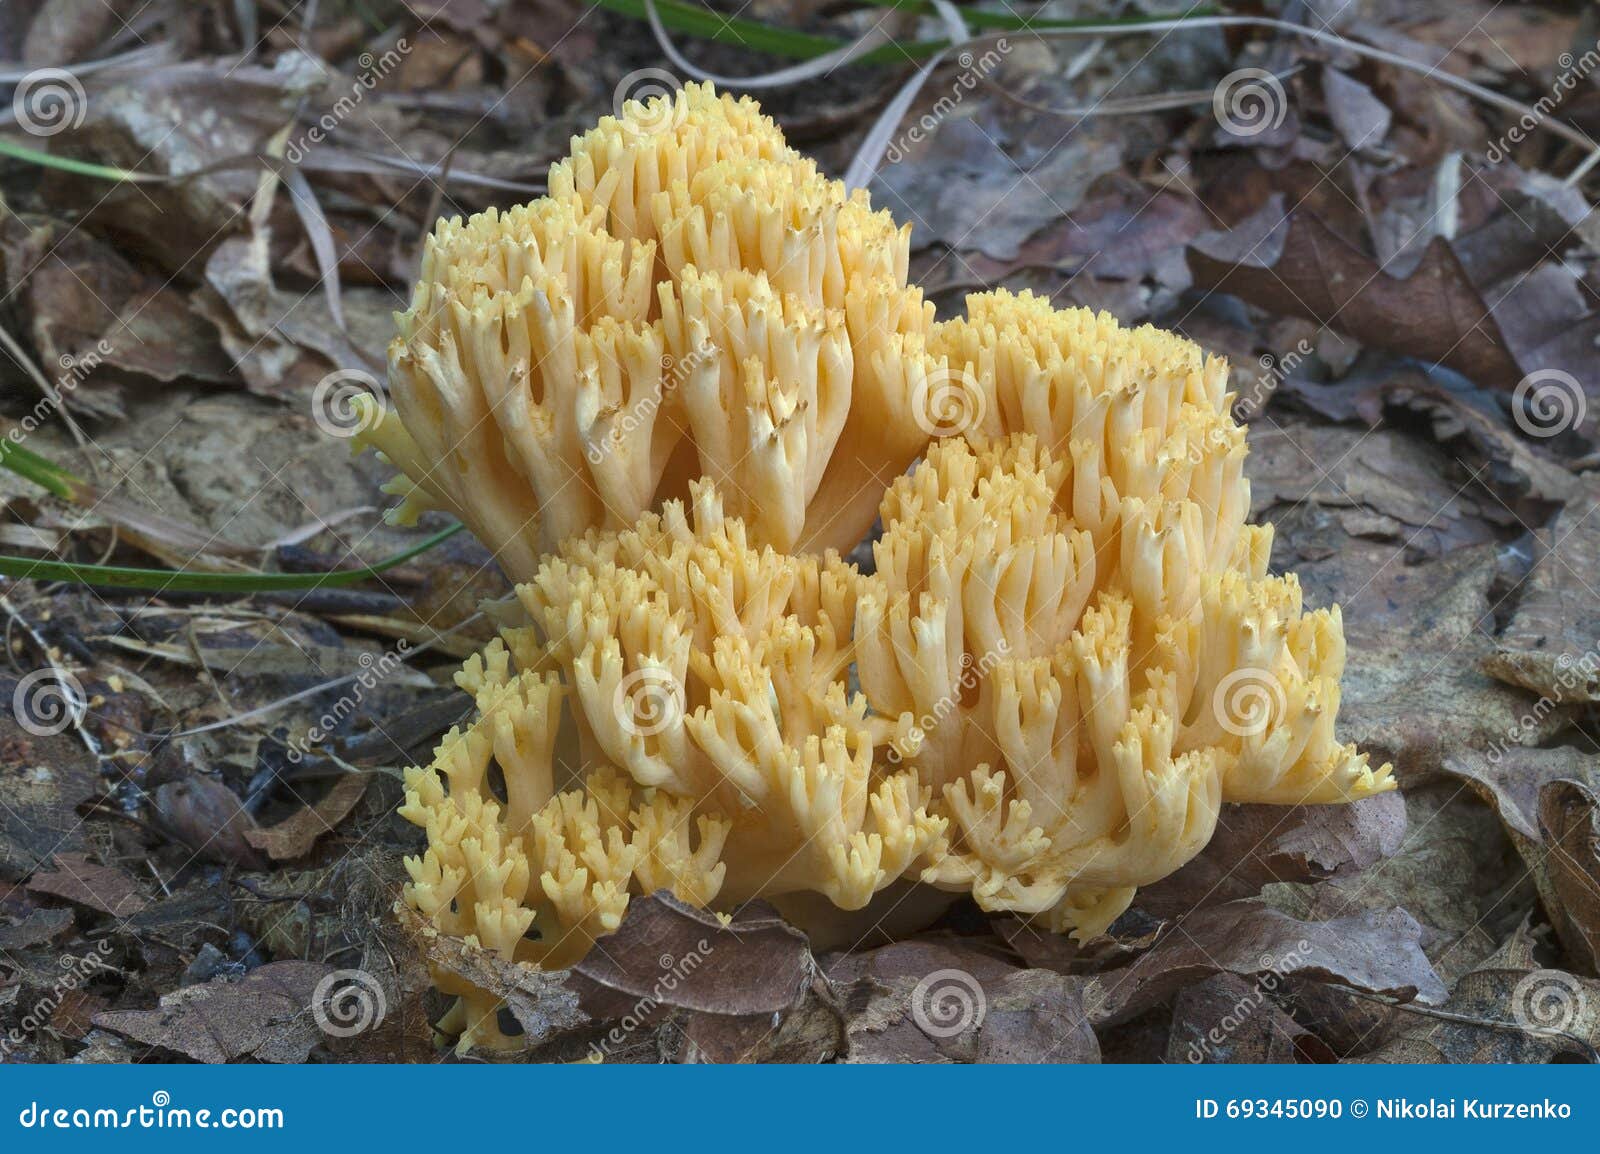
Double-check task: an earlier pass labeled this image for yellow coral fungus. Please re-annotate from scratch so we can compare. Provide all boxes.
[357,81,940,571]
[380,83,1393,1053]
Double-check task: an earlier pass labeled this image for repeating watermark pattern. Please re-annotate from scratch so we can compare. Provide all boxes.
[1212,667,1285,738]
[1511,369,1587,439]
[911,366,986,438]
[883,39,1012,165]
[1486,40,1600,164]
[12,68,87,136]
[6,339,114,450]
[887,641,1010,764]
[613,69,686,137]
[587,940,713,1059]
[1184,940,1311,1063]
[310,969,387,1038]
[1,941,114,1057]
[1510,970,1587,1036]
[1213,67,1288,138]
[585,342,716,467]
[311,368,386,439]
[285,641,412,763]
[1236,337,1314,420]
[1481,645,1598,767]
[285,41,412,163]
[12,667,87,737]
[911,968,986,1038]
[612,667,684,738]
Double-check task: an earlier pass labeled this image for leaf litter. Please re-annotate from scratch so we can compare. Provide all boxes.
[2,0,1598,1064]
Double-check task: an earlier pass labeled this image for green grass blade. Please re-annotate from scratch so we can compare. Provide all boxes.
[857,1,1220,31]
[596,0,842,58]
[0,137,152,183]
[595,0,1220,67]
[0,437,86,501]
[0,522,465,591]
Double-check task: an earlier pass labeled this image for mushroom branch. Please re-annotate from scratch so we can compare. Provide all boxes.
[356,82,939,577]
[374,83,1393,1054]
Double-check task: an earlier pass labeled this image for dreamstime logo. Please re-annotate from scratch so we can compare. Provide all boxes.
[1237,336,1315,420]
[1185,940,1311,1062]
[1486,38,1600,164]
[614,69,685,137]
[911,968,986,1038]
[12,668,87,737]
[311,369,385,439]
[284,39,411,163]
[1512,369,1586,438]
[586,342,716,466]
[911,366,985,437]
[284,640,412,764]
[6,339,112,453]
[886,641,1010,764]
[1212,667,1285,738]
[12,68,87,136]
[1510,970,1586,1035]
[1,940,113,1056]
[587,940,713,1059]
[1213,68,1287,138]
[613,667,684,737]
[883,38,1011,164]
[311,969,387,1038]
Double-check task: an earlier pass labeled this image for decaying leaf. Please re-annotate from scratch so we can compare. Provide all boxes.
[244,774,369,861]
[92,960,334,1063]
[1167,972,1333,1064]
[1444,746,1600,844]
[875,117,1124,261]
[27,852,147,918]
[1137,792,1406,918]
[411,894,836,1062]
[1264,783,1531,985]
[1353,929,1599,1063]
[1078,904,1447,1026]
[0,907,75,951]
[1539,780,1600,976]
[825,940,1099,1064]
[0,716,99,879]
[1483,476,1600,703]
[150,777,268,870]
[1189,194,1521,388]
[572,895,836,1063]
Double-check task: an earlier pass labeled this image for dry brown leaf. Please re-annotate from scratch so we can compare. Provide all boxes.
[824,939,1099,1064]
[1137,791,1406,918]
[245,774,369,861]
[1539,779,1600,976]
[1078,903,1447,1027]
[1306,543,1574,785]
[0,908,76,952]
[150,777,268,871]
[1167,972,1334,1064]
[1484,476,1600,703]
[1189,194,1520,388]
[92,960,334,1063]
[1444,746,1600,844]
[27,853,146,918]
[1353,955,1598,1064]
[1266,782,1532,985]
[0,714,99,879]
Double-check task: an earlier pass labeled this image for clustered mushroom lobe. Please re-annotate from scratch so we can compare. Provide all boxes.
[360,83,1394,1053]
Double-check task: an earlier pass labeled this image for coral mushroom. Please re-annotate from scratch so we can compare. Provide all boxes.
[374,83,1394,1052]
[357,81,942,574]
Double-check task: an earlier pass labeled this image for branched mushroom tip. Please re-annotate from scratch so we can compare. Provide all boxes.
[377,82,1394,1052]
